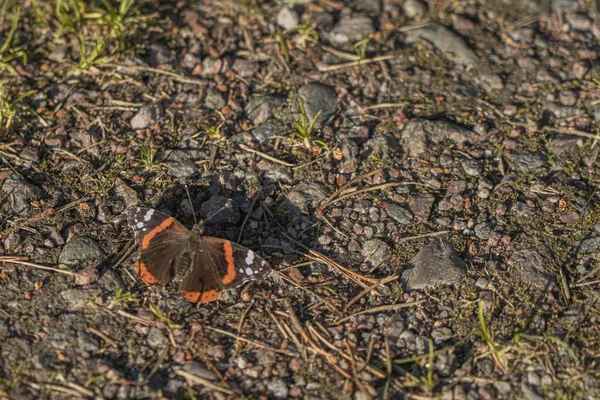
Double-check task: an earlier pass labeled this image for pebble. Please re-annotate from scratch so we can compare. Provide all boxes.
[58,237,105,268]
[245,96,285,125]
[1,176,45,214]
[403,0,427,19]
[361,240,392,268]
[509,250,557,291]
[401,118,474,157]
[200,195,240,224]
[165,150,198,178]
[404,24,478,66]
[146,327,168,349]
[277,6,299,29]
[297,83,337,127]
[409,193,435,220]
[401,240,467,290]
[267,378,289,398]
[280,182,329,216]
[329,16,374,44]
[182,361,218,381]
[385,204,414,225]
[573,236,600,254]
[131,104,163,130]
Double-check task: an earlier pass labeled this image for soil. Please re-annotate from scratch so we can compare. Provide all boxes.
[1,0,600,399]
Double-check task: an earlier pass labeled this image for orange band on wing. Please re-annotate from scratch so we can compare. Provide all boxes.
[183,289,222,303]
[222,241,236,285]
[141,218,174,249]
[136,260,159,284]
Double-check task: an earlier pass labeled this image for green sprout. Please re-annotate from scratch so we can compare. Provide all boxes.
[419,338,435,392]
[273,32,290,64]
[73,34,109,72]
[94,0,139,51]
[478,301,510,366]
[54,0,87,37]
[290,99,327,150]
[0,4,28,73]
[149,304,181,329]
[0,88,36,131]
[137,143,160,170]
[354,34,375,60]
[107,288,138,309]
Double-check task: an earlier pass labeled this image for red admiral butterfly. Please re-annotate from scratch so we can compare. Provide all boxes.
[127,207,271,303]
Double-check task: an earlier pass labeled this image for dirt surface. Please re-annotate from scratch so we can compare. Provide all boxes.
[1,0,600,399]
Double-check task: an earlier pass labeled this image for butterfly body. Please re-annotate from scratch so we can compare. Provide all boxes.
[127,207,270,303]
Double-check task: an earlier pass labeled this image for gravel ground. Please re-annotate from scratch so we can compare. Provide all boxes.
[1,0,600,399]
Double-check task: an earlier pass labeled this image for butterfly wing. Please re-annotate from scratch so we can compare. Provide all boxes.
[179,237,271,303]
[126,207,191,285]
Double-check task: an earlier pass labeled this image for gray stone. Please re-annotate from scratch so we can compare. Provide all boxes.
[231,59,258,78]
[280,182,329,215]
[182,361,218,382]
[113,178,138,207]
[364,133,401,160]
[298,83,337,127]
[200,195,240,224]
[361,240,392,268]
[431,327,453,344]
[404,24,478,67]
[146,43,172,67]
[61,287,102,309]
[386,204,414,225]
[267,378,289,399]
[329,16,374,44]
[552,0,580,12]
[409,193,435,220]
[58,237,105,268]
[131,104,163,130]
[147,327,168,349]
[1,176,45,214]
[204,89,225,110]
[277,6,299,29]
[474,223,492,240]
[400,118,474,157]
[252,122,277,144]
[461,159,481,177]
[401,240,466,290]
[264,164,292,183]
[509,250,557,291]
[245,96,285,125]
[573,236,600,254]
[201,58,223,76]
[505,151,547,173]
[165,150,198,178]
[403,0,427,19]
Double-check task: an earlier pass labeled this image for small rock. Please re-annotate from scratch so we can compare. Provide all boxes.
[431,327,453,344]
[573,236,600,254]
[505,151,547,173]
[231,59,258,78]
[165,150,198,178]
[552,0,580,12]
[277,6,299,29]
[251,122,277,144]
[182,361,218,382]
[4,232,21,252]
[560,211,579,224]
[58,237,105,269]
[201,58,223,76]
[297,83,337,127]
[204,89,226,110]
[1,176,45,214]
[146,43,172,67]
[74,265,99,285]
[401,240,466,290]
[61,287,102,309]
[386,204,414,225]
[361,240,392,268]
[404,24,478,67]
[403,0,427,19]
[509,250,557,291]
[131,104,163,130]
[329,16,374,44]
[245,96,285,125]
[401,118,474,157]
[200,195,240,224]
[267,378,289,399]
[558,90,577,106]
[409,193,435,220]
[474,223,492,240]
[461,159,481,176]
[113,178,138,207]
[147,327,168,349]
[280,182,329,215]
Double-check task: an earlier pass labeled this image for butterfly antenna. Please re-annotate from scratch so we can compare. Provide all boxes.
[184,185,198,226]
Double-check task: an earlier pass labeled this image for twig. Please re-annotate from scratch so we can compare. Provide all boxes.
[203,326,299,357]
[0,256,75,276]
[321,45,361,61]
[398,230,450,243]
[116,310,154,326]
[364,103,406,110]
[335,300,426,324]
[326,182,401,207]
[237,300,255,333]
[87,327,118,348]
[101,63,205,85]
[238,143,295,167]
[544,126,600,140]
[318,54,395,72]
[238,190,261,243]
[275,271,341,314]
[319,168,384,213]
[174,370,233,394]
[343,274,399,312]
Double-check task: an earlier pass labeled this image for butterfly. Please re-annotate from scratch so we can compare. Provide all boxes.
[126,207,270,303]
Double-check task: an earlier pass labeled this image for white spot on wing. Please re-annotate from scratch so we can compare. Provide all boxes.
[239,268,244,273]
[245,267,254,276]
[144,209,154,222]
[136,222,144,228]
[142,228,147,232]
[245,251,255,265]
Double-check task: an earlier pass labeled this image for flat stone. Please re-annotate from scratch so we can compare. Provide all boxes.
[361,240,392,268]
[58,237,105,269]
[573,236,600,254]
[400,118,474,157]
[404,24,478,67]
[277,6,299,29]
[386,204,414,225]
[147,327,168,349]
[1,176,45,215]
[182,361,218,382]
[505,151,547,173]
[297,83,337,127]
[200,195,240,224]
[267,378,289,399]
[329,16,374,44]
[245,96,285,125]
[164,150,198,178]
[509,250,557,291]
[409,193,436,220]
[280,182,329,215]
[401,240,466,290]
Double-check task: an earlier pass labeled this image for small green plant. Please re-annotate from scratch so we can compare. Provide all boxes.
[286,16,319,49]
[478,301,509,367]
[149,304,181,329]
[107,288,138,309]
[0,4,28,72]
[54,0,87,37]
[137,143,160,169]
[273,32,290,64]
[354,34,375,60]
[93,0,139,51]
[0,88,36,131]
[419,338,435,392]
[73,34,108,72]
[290,99,327,150]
